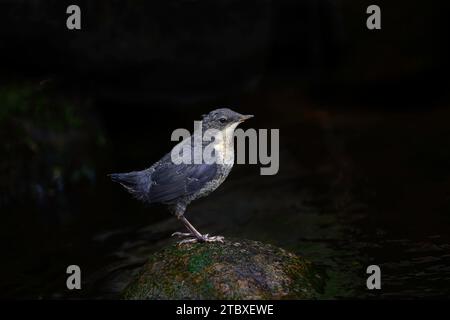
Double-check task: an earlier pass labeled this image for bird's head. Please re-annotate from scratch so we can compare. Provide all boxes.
[201,108,253,131]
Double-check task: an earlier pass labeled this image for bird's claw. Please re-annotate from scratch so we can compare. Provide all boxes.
[176,234,225,245]
[171,232,192,238]
[177,238,199,245]
[202,234,225,243]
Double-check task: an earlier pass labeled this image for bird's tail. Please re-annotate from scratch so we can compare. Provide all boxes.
[108,170,151,202]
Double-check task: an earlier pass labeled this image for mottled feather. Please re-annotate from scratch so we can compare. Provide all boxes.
[148,160,218,204]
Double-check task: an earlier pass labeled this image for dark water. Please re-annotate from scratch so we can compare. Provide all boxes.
[1,80,450,299]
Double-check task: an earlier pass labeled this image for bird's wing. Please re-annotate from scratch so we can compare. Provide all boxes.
[148,160,218,203]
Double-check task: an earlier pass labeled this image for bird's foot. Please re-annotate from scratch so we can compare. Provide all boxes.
[171,232,192,238]
[201,234,225,243]
[173,233,225,245]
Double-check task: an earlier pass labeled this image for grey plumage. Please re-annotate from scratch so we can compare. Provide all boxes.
[110,154,218,204]
[109,108,253,244]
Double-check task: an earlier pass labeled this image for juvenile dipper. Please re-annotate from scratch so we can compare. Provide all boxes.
[109,108,253,244]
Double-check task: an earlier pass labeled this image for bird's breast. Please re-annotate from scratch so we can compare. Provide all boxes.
[212,124,238,165]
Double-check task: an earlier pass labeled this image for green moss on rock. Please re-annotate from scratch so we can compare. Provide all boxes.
[122,239,324,300]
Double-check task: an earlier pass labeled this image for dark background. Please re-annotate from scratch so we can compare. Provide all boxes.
[1,0,450,298]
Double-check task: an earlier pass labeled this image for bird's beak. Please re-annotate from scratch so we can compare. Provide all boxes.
[239,114,254,122]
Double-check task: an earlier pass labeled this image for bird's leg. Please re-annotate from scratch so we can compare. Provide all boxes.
[179,215,225,244]
[178,215,205,241]
[170,204,224,244]
[172,210,224,245]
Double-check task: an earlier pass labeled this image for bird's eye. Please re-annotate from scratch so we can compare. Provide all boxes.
[219,117,227,123]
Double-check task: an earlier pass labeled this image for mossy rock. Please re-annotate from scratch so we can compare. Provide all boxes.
[122,239,324,299]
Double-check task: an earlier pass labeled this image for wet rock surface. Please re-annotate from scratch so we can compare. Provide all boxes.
[122,239,324,300]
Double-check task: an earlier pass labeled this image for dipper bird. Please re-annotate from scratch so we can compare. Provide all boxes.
[109,108,253,244]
